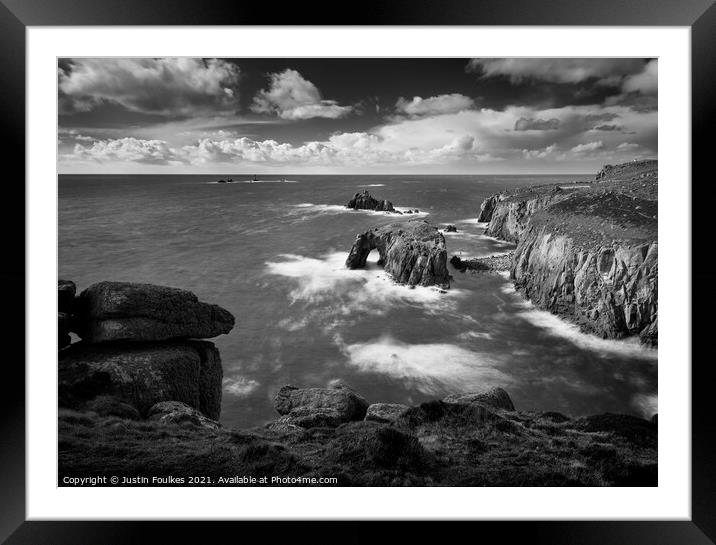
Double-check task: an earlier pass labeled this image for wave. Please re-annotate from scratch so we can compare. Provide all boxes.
[357,184,385,187]
[291,203,428,217]
[223,376,261,397]
[335,334,512,395]
[265,252,463,316]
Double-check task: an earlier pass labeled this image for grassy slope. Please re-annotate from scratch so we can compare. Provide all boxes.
[59,401,657,487]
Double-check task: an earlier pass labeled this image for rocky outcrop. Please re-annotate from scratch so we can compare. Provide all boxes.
[346,190,396,212]
[273,383,369,428]
[345,220,450,289]
[443,387,516,411]
[59,339,223,419]
[148,401,221,430]
[476,161,658,345]
[58,280,76,349]
[74,281,234,343]
[477,193,504,222]
[58,280,235,423]
[512,227,658,342]
[365,403,410,423]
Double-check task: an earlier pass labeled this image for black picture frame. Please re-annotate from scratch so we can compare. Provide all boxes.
[2,0,714,542]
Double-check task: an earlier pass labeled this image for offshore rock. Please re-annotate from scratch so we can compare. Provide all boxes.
[74,281,235,343]
[58,340,223,419]
[58,279,76,313]
[346,190,395,212]
[345,220,450,289]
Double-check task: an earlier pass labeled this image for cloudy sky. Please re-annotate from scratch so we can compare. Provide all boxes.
[58,58,657,174]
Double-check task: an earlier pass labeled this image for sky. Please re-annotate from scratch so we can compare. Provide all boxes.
[57,58,657,175]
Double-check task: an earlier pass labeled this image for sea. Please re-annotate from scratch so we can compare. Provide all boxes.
[58,174,658,429]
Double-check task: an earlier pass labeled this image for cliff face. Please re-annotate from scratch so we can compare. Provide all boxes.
[346,220,450,288]
[512,226,658,343]
[477,161,658,345]
[477,194,504,222]
[484,191,561,242]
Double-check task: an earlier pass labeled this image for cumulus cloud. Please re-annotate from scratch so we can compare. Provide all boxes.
[68,137,183,165]
[466,58,648,85]
[521,143,558,159]
[395,94,475,117]
[617,142,640,151]
[251,69,352,120]
[61,103,656,170]
[514,117,560,131]
[58,58,240,116]
[570,141,604,153]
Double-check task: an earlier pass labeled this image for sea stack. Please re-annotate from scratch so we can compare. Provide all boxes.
[345,220,450,289]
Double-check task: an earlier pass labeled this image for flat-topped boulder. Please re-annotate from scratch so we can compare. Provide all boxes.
[345,220,450,289]
[365,403,410,423]
[58,339,223,419]
[73,281,235,343]
[274,383,369,428]
[443,387,516,411]
[346,190,395,212]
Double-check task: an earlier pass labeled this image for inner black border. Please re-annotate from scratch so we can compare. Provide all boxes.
[2,0,714,542]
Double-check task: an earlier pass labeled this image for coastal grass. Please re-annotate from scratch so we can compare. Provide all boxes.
[59,402,657,487]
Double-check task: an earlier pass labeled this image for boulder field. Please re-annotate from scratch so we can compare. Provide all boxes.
[345,220,450,289]
[58,382,658,486]
[476,160,658,346]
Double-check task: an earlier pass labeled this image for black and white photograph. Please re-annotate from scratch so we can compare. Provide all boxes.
[56,57,658,487]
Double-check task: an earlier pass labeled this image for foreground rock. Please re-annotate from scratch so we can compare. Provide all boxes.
[346,190,396,212]
[273,383,369,428]
[74,281,235,343]
[365,403,410,423]
[477,160,658,345]
[58,280,77,349]
[443,387,516,411]
[345,220,450,289]
[58,340,223,419]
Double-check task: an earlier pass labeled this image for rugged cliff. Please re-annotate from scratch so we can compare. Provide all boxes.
[478,160,658,345]
[346,220,450,289]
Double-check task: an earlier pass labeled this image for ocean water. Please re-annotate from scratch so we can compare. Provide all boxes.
[58,174,658,429]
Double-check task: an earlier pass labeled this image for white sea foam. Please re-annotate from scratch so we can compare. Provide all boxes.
[223,376,261,397]
[290,203,428,217]
[457,330,494,341]
[357,184,385,187]
[335,334,511,394]
[516,307,657,360]
[265,252,463,316]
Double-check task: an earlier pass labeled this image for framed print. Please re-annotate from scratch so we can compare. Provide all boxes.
[2,0,715,542]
